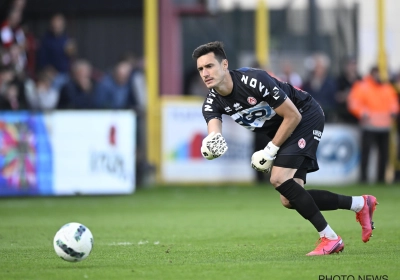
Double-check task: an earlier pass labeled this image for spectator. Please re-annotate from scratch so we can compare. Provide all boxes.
[335,56,361,124]
[8,43,26,77]
[120,52,147,107]
[0,64,28,110]
[96,59,137,109]
[0,4,27,75]
[348,66,399,183]
[25,68,59,110]
[277,60,302,89]
[37,13,76,82]
[302,53,338,122]
[57,59,99,109]
[0,7,25,49]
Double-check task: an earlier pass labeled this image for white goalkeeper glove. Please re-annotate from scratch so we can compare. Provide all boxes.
[201,132,228,160]
[251,141,280,173]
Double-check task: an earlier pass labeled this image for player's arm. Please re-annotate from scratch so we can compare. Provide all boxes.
[207,118,222,134]
[201,92,229,160]
[270,98,302,147]
[251,99,301,173]
[201,118,228,160]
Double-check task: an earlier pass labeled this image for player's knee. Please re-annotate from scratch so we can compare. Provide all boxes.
[293,177,304,187]
[269,174,286,188]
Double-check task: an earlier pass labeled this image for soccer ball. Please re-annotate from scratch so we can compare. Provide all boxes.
[53,222,94,262]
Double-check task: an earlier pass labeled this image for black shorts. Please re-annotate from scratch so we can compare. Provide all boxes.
[273,155,315,184]
[274,101,324,173]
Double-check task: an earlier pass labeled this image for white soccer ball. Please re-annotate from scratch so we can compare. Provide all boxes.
[53,222,94,262]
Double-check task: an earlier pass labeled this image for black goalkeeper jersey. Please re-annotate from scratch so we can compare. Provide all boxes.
[202,67,318,139]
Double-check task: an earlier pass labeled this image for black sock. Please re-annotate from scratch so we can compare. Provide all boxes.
[276,179,327,232]
[307,190,352,211]
[338,194,352,210]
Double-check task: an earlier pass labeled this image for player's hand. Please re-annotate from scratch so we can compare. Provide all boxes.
[251,141,280,173]
[201,132,228,160]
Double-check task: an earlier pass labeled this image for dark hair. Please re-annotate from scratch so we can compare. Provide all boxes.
[370,66,379,75]
[192,41,227,62]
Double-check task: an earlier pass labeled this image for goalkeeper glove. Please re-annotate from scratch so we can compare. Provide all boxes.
[251,141,280,173]
[201,132,228,160]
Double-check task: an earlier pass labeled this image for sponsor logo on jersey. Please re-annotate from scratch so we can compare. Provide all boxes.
[224,106,232,112]
[298,138,306,149]
[240,74,269,97]
[231,101,276,131]
[272,86,279,100]
[313,130,322,141]
[233,103,243,110]
[247,97,257,105]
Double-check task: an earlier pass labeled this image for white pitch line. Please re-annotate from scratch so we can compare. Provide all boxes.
[107,242,133,246]
[107,241,160,246]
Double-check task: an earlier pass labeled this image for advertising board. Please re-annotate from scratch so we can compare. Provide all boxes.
[0,111,136,196]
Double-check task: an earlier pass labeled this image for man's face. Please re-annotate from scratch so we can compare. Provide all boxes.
[51,15,66,35]
[196,52,227,89]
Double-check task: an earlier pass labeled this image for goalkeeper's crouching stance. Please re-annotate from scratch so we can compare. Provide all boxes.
[193,41,378,256]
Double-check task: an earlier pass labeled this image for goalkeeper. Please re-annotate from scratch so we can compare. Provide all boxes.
[192,41,378,256]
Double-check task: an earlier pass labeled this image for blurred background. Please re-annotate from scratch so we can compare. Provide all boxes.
[1,0,400,197]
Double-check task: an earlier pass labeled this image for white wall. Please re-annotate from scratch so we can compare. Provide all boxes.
[358,0,400,75]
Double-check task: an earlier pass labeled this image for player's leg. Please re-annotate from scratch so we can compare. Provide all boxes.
[309,188,378,243]
[279,170,306,208]
[270,101,344,255]
[282,168,361,211]
[307,187,378,243]
[279,169,353,211]
[280,166,378,243]
[270,164,344,256]
[279,184,354,211]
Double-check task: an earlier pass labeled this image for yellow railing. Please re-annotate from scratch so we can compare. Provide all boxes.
[144,0,161,182]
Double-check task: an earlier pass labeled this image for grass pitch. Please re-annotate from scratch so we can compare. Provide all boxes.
[0,184,399,280]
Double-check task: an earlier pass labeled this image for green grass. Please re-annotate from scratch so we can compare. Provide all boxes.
[0,184,399,280]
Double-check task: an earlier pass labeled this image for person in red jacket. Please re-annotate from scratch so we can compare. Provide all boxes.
[348,66,399,183]
[0,7,25,49]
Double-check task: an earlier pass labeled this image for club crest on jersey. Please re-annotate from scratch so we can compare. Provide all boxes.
[233,103,243,110]
[298,138,306,149]
[247,97,257,105]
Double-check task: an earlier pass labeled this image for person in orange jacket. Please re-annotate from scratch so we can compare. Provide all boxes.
[348,66,399,183]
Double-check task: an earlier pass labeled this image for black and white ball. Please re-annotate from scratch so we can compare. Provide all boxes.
[53,222,94,262]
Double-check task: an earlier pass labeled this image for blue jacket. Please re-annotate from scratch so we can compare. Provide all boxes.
[96,74,137,109]
[38,31,71,73]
